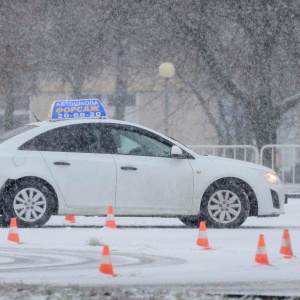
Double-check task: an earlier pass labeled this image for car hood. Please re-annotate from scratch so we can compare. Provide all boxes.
[201,154,275,173]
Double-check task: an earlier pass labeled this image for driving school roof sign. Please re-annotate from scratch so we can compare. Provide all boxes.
[48,99,107,120]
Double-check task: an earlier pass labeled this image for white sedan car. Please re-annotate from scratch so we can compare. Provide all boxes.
[0,100,286,228]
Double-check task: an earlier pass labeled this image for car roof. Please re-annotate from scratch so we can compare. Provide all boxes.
[31,118,130,128]
[0,117,198,159]
[0,118,166,148]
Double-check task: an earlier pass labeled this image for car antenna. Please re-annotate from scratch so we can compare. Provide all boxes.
[29,108,40,122]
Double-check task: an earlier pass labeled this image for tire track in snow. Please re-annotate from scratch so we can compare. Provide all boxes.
[0,248,185,273]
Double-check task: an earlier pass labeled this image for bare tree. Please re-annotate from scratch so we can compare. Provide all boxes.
[0,1,40,130]
[122,1,254,144]
[3,0,300,150]
[164,0,300,149]
[40,1,113,99]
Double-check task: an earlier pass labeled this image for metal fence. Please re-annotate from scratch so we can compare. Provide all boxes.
[188,144,300,195]
[260,145,300,194]
[188,145,259,164]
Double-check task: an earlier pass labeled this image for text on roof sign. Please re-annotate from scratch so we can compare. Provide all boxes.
[49,99,106,120]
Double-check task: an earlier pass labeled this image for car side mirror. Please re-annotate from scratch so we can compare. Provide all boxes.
[171,145,183,158]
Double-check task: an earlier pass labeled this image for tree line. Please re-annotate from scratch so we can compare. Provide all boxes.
[1,0,300,149]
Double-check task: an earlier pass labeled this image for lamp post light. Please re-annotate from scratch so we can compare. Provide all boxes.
[158,62,175,136]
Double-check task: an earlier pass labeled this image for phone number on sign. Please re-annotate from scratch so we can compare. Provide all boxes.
[56,111,103,118]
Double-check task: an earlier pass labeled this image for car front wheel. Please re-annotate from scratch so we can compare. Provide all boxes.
[3,179,53,228]
[201,182,250,228]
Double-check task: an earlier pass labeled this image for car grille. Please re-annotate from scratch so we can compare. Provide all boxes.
[270,189,280,209]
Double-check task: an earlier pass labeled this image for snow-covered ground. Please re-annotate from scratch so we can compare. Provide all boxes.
[0,199,299,299]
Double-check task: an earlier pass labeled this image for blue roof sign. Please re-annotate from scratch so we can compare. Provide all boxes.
[48,99,107,120]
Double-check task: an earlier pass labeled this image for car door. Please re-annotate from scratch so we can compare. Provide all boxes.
[30,123,117,209]
[108,124,194,215]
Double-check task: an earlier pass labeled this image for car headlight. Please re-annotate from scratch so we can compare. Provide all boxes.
[264,172,279,185]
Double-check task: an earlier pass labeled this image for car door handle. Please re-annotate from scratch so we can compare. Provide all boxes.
[53,161,71,166]
[121,166,137,171]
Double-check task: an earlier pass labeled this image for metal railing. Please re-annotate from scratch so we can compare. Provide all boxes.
[188,144,300,195]
[188,145,259,164]
[260,145,300,194]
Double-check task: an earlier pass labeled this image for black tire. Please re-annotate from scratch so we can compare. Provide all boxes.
[3,179,53,228]
[0,212,10,227]
[201,182,250,228]
[179,216,200,228]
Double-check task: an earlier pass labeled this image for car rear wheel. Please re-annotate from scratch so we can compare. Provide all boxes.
[178,216,200,228]
[3,179,53,228]
[0,212,10,227]
[201,182,250,228]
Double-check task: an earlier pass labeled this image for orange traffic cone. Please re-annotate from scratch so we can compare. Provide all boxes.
[196,221,213,250]
[255,234,272,266]
[7,218,21,244]
[65,215,76,223]
[99,245,117,276]
[280,229,295,258]
[104,206,117,229]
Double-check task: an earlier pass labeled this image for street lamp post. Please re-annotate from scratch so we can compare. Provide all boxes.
[158,62,175,136]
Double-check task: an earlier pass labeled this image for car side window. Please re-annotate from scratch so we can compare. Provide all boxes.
[19,125,87,152]
[110,125,172,157]
[19,123,118,154]
[19,122,173,157]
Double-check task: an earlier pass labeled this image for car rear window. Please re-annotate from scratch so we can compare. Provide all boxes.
[0,125,39,144]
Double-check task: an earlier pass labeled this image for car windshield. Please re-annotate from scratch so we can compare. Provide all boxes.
[0,125,38,144]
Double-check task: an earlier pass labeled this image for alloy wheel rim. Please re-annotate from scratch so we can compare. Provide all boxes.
[13,188,47,222]
[208,190,242,224]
